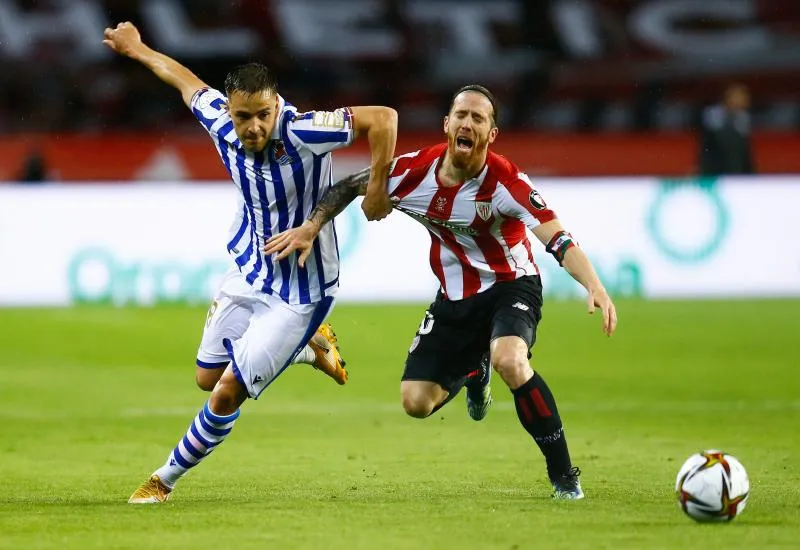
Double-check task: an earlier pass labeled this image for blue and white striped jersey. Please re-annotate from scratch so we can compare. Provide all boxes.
[191,87,354,305]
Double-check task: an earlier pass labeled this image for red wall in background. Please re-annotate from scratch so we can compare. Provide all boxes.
[1,132,798,181]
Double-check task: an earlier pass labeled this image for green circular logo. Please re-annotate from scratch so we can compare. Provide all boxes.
[646,179,729,263]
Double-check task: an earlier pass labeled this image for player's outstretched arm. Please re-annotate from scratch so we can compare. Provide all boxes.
[103,22,208,107]
[350,106,398,221]
[263,167,373,267]
[533,220,618,336]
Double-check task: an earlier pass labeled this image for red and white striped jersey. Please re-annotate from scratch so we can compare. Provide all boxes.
[387,143,557,300]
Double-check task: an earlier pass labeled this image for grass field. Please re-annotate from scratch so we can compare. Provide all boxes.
[0,299,799,549]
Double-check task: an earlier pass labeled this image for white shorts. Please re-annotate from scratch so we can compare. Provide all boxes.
[196,268,334,399]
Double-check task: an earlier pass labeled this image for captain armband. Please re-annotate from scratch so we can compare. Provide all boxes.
[546,231,577,266]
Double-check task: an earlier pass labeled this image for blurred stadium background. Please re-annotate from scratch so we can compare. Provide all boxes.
[1,1,799,549]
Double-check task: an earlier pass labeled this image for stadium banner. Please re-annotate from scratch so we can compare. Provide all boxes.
[2,133,800,181]
[0,177,797,306]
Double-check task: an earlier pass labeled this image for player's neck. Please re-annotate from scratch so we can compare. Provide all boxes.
[439,154,486,187]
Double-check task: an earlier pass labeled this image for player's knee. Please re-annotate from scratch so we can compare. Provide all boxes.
[492,352,531,387]
[401,391,435,419]
[209,391,238,416]
[195,366,224,392]
[209,380,247,416]
[195,373,216,392]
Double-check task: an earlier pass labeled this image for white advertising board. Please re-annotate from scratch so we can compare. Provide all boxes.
[0,177,798,306]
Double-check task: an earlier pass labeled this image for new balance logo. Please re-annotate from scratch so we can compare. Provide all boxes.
[252,374,264,384]
[512,302,529,311]
[169,458,177,467]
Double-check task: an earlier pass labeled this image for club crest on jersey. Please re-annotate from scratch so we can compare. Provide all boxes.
[271,140,292,165]
[529,189,547,210]
[434,196,448,213]
[474,201,492,221]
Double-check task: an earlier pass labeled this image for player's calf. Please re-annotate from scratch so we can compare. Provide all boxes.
[511,370,580,497]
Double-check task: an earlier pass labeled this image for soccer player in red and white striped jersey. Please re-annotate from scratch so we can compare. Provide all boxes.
[266,85,617,500]
[385,142,554,300]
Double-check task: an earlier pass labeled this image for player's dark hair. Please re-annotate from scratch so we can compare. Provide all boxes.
[449,84,499,127]
[224,63,278,96]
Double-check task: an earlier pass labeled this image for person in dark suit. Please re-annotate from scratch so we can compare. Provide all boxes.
[699,84,755,176]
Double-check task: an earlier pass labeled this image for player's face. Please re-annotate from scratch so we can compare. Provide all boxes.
[444,92,498,170]
[725,86,750,112]
[228,90,279,152]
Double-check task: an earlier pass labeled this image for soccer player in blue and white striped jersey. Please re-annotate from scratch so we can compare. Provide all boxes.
[103,22,398,503]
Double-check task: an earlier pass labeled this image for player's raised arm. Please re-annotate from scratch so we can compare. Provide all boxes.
[349,106,398,221]
[263,165,376,267]
[103,22,208,107]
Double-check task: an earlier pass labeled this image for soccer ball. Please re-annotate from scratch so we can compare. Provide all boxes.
[675,450,750,522]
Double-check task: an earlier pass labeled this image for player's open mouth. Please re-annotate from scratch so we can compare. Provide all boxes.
[455,136,473,152]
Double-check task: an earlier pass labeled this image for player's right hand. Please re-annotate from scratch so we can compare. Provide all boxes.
[361,192,393,221]
[264,222,318,268]
[587,286,617,337]
[102,22,144,58]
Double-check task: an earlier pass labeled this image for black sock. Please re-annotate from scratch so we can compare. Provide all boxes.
[512,372,572,479]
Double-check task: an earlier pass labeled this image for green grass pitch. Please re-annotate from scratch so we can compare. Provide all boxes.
[0,300,798,549]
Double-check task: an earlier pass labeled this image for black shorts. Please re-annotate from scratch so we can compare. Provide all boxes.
[402,275,543,395]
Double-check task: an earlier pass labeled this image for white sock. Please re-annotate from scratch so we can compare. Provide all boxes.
[292,345,315,365]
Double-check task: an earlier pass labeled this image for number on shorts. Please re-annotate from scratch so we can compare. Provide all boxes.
[205,300,218,327]
[417,310,435,335]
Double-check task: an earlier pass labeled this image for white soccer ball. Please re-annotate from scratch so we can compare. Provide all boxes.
[675,450,750,522]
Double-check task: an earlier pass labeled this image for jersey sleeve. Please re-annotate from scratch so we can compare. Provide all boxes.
[189,87,235,142]
[286,108,356,155]
[495,171,557,229]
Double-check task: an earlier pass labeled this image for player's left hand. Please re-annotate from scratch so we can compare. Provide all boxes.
[587,286,617,337]
[264,222,319,268]
[361,192,393,221]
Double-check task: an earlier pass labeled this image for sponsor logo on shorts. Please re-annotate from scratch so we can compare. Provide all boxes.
[512,302,529,311]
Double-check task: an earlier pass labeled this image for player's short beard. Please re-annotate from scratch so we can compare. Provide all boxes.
[450,133,486,170]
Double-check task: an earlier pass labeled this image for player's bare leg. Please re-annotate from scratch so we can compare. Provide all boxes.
[400,379,470,418]
[491,336,583,500]
[400,380,450,418]
[196,365,227,391]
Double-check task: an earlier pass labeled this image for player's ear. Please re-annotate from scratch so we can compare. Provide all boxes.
[488,126,498,144]
[443,115,449,134]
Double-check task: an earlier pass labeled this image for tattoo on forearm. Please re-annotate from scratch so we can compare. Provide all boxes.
[308,167,371,226]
